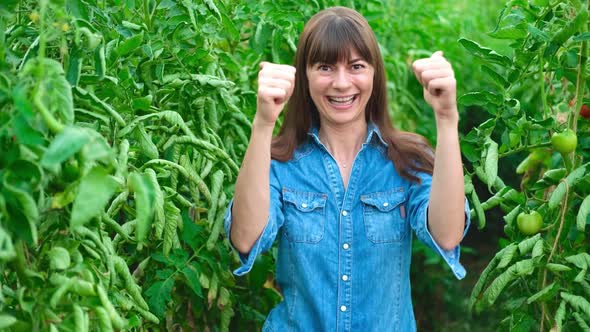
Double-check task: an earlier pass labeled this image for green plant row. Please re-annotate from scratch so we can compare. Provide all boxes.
[461,0,590,330]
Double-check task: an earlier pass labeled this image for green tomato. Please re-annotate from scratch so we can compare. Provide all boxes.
[551,129,577,154]
[517,211,543,235]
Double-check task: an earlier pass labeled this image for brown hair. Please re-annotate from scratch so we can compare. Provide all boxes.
[270,6,434,183]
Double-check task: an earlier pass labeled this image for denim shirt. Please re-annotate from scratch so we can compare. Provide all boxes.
[224,123,471,332]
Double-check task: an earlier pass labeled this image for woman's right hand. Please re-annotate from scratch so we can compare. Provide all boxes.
[255,62,296,127]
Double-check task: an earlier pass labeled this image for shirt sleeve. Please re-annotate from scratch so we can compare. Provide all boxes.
[406,171,471,280]
[223,162,284,276]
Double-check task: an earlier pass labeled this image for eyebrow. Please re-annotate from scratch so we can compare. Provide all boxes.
[348,58,365,63]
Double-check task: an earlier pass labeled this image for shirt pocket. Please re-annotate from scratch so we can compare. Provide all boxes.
[282,188,327,243]
[360,188,407,243]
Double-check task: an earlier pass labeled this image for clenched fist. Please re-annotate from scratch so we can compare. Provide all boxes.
[255,62,296,127]
[412,51,458,122]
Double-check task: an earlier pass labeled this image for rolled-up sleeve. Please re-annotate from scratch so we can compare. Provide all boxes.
[407,172,471,280]
[223,163,283,276]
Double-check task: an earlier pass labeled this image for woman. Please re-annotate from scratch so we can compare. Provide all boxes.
[224,6,470,331]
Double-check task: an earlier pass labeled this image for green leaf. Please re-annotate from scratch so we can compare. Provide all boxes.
[458,38,512,67]
[0,315,17,329]
[146,278,174,318]
[561,292,590,319]
[71,167,119,228]
[163,200,180,256]
[526,282,558,304]
[81,129,115,165]
[573,32,590,42]
[481,65,509,89]
[458,91,503,108]
[116,33,144,56]
[573,312,590,331]
[489,10,528,40]
[546,263,572,272]
[470,188,485,229]
[48,246,71,270]
[128,172,156,247]
[527,24,549,42]
[145,169,165,240]
[21,58,74,126]
[549,164,588,209]
[135,124,158,160]
[66,47,83,86]
[181,264,203,298]
[2,180,38,244]
[0,225,16,262]
[577,195,590,232]
[484,138,498,192]
[497,243,517,269]
[565,253,590,270]
[555,300,566,331]
[518,234,541,255]
[132,95,152,111]
[12,113,44,146]
[42,126,90,167]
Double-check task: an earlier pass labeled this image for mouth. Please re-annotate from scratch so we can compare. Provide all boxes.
[327,94,358,106]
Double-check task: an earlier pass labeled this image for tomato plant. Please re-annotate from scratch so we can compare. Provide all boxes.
[462,0,590,331]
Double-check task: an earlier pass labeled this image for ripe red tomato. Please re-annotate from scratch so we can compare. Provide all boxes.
[580,104,590,119]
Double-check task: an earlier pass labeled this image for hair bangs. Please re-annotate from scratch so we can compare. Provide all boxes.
[306,16,373,67]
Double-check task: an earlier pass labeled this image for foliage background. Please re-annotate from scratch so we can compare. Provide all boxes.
[1,0,588,331]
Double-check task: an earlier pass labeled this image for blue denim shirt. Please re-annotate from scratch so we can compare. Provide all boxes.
[224,123,470,332]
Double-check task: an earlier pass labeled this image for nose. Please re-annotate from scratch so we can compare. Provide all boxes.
[332,68,351,90]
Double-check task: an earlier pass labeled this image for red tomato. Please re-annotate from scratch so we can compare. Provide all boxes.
[580,104,590,119]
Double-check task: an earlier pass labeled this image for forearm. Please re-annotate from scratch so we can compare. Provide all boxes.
[428,117,465,250]
[231,119,275,255]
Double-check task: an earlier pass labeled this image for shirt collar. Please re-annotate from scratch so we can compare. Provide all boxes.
[307,122,388,147]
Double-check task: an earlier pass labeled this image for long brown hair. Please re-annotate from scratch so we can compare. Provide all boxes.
[270,6,434,183]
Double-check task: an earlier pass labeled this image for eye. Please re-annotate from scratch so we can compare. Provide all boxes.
[317,64,331,72]
[352,63,365,70]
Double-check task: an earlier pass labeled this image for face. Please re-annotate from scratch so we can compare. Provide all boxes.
[306,48,374,127]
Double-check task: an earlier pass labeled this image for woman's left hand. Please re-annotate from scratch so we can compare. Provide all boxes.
[412,51,458,123]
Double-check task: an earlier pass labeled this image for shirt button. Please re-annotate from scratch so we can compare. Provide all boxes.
[340,305,347,312]
[301,203,308,208]
[342,275,348,281]
[342,210,348,216]
[383,202,389,207]
[343,243,349,250]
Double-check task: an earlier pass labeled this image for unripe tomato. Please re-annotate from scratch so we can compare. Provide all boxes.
[550,129,577,154]
[580,104,590,119]
[517,211,543,235]
[29,12,40,23]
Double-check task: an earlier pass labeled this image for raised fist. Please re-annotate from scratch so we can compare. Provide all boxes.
[255,62,296,126]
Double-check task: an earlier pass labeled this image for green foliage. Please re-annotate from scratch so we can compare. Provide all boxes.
[464,0,590,330]
[2,0,586,330]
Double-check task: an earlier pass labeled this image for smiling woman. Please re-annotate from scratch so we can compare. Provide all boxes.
[225,6,470,332]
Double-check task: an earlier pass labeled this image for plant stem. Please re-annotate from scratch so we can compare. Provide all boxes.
[539,48,548,119]
[143,0,151,30]
[570,33,588,133]
[498,142,551,159]
[539,180,570,332]
[37,0,47,61]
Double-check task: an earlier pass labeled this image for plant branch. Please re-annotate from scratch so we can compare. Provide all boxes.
[540,180,569,332]
[498,142,551,159]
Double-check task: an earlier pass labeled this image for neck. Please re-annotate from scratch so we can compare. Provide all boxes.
[318,121,367,165]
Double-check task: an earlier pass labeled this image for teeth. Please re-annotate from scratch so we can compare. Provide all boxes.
[328,95,355,104]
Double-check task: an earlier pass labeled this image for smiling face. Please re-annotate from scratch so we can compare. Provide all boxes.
[306,49,374,126]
